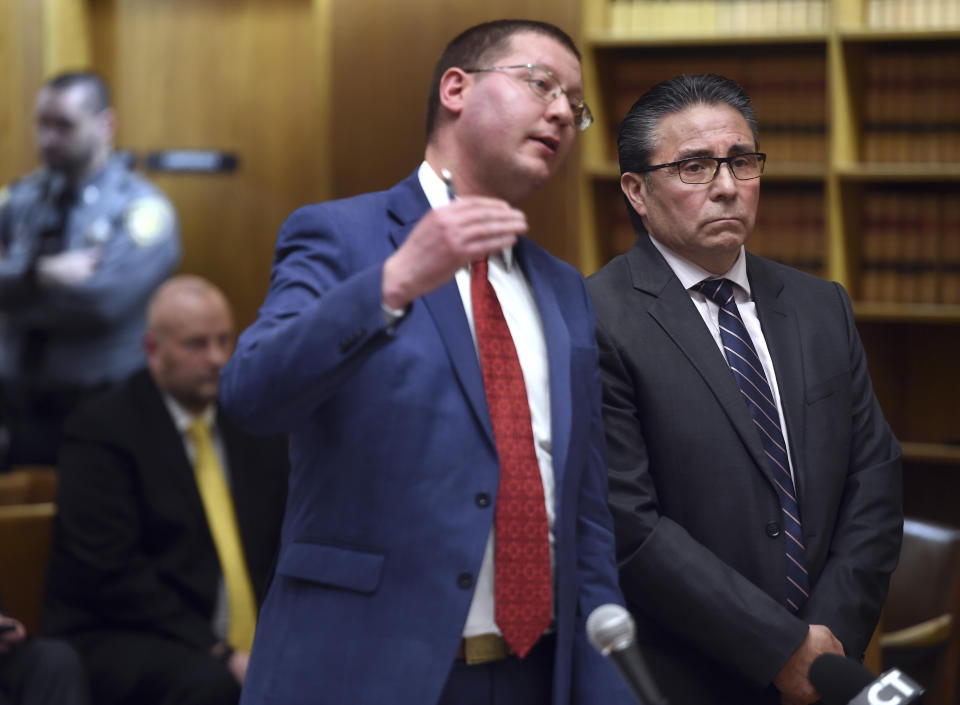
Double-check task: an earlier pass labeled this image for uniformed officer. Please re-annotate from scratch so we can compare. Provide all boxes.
[0,71,181,466]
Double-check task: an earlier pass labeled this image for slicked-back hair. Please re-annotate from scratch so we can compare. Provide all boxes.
[45,71,112,114]
[617,73,759,234]
[425,19,580,138]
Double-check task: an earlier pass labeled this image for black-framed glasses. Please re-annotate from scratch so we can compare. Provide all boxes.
[637,152,766,184]
[463,64,593,132]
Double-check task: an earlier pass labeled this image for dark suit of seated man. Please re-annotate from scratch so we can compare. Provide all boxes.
[0,607,87,705]
[44,275,289,705]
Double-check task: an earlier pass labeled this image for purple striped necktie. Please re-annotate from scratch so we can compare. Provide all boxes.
[694,278,809,612]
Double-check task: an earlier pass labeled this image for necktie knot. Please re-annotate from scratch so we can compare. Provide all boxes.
[187,418,212,446]
[694,278,735,307]
[471,257,489,280]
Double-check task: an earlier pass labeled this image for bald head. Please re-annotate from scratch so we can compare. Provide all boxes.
[145,275,234,414]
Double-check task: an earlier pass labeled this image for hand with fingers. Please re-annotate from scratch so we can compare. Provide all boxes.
[382,196,527,310]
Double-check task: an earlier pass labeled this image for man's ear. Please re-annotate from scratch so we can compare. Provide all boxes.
[143,332,157,358]
[437,67,470,118]
[99,107,117,143]
[620,172,649,218]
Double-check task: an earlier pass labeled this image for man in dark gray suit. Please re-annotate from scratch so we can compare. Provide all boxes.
[587,74,903,705]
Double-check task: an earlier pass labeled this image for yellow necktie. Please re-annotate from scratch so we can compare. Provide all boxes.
[187,418,258,652]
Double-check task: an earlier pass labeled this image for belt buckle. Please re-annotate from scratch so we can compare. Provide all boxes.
[462,633,510,665]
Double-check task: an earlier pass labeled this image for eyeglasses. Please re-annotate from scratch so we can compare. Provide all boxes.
[463,64,594,132]
[637,152,766,184]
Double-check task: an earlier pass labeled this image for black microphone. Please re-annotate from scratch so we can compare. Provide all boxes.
[586,604,669,705]
[809,653,925,705]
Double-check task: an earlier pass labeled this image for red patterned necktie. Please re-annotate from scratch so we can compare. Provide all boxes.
[471,256,552,658]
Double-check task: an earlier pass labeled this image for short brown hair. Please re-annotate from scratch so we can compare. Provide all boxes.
[424,19,580,138]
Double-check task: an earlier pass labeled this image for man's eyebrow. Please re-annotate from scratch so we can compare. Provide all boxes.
[675,148,714,160]
[675,144,754,159]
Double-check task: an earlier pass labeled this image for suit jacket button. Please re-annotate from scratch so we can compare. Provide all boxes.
[475,492,491,508]
[457,572,474,589]
[766,522,781,537]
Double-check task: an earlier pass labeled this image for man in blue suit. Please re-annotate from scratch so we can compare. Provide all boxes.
[220,18,633,705]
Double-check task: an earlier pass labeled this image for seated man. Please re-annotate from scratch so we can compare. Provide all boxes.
[44,275,289,705]
[0,608,87,705]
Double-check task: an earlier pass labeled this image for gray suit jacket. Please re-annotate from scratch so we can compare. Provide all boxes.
[588,235,903,705]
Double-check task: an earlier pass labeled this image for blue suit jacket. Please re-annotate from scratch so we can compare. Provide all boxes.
[220,171,632,705]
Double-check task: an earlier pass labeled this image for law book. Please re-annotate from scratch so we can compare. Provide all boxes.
[945,57,960,163]
[758,0,779,32]
[917,193,940,304]
[877,193,902,302]
[890,53,913,163]
[897,194,924,303]
[610,0,635,34]
[862,54,888,163]
[941,198,960,305]
[860,191,885,302]
[915,53,939,163]
[798,190,825,277]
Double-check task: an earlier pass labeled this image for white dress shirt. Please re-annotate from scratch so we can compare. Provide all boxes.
[417,161,556,638]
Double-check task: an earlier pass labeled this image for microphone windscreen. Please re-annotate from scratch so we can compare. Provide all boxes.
[586,603,635,655]
[809,653,876,705]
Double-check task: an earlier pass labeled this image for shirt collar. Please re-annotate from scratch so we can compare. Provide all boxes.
[417,160,514,271]
[648,234,750,297]
[44,153,119,193]
[161,391,216,434]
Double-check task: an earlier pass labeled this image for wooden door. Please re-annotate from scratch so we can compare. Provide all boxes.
[90,0,329,328]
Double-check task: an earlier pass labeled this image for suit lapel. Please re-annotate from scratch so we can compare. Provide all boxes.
[386,172,494,446]
[218,413,261,573]
[133,371,208,524]
[515,239,571,494]
[748,255,808,503]
[628,238,776,488]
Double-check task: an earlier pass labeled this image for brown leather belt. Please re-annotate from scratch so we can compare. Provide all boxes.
[456,633,512,665]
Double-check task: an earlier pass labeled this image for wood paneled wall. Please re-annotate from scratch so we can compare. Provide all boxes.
[90,0,330,329]
[0,0,44,182]
[1,0,582,328]
[331,0,582,264]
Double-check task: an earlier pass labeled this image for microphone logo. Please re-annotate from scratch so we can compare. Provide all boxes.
[866,669,921,705]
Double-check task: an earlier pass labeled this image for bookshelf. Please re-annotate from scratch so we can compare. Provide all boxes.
[579,0,960,524]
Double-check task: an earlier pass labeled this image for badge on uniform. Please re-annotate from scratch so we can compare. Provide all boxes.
[125,196,172,247]
[85,217,113,245]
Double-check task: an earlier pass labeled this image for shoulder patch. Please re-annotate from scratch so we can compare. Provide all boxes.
[124,196,173,247]
[0,186,9,211]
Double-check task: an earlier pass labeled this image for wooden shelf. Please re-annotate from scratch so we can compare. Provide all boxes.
[837,27,960,41]
[587,30,828,47]
[836,164,960,182]
[854,302,960,323]
[901,442,960,465]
